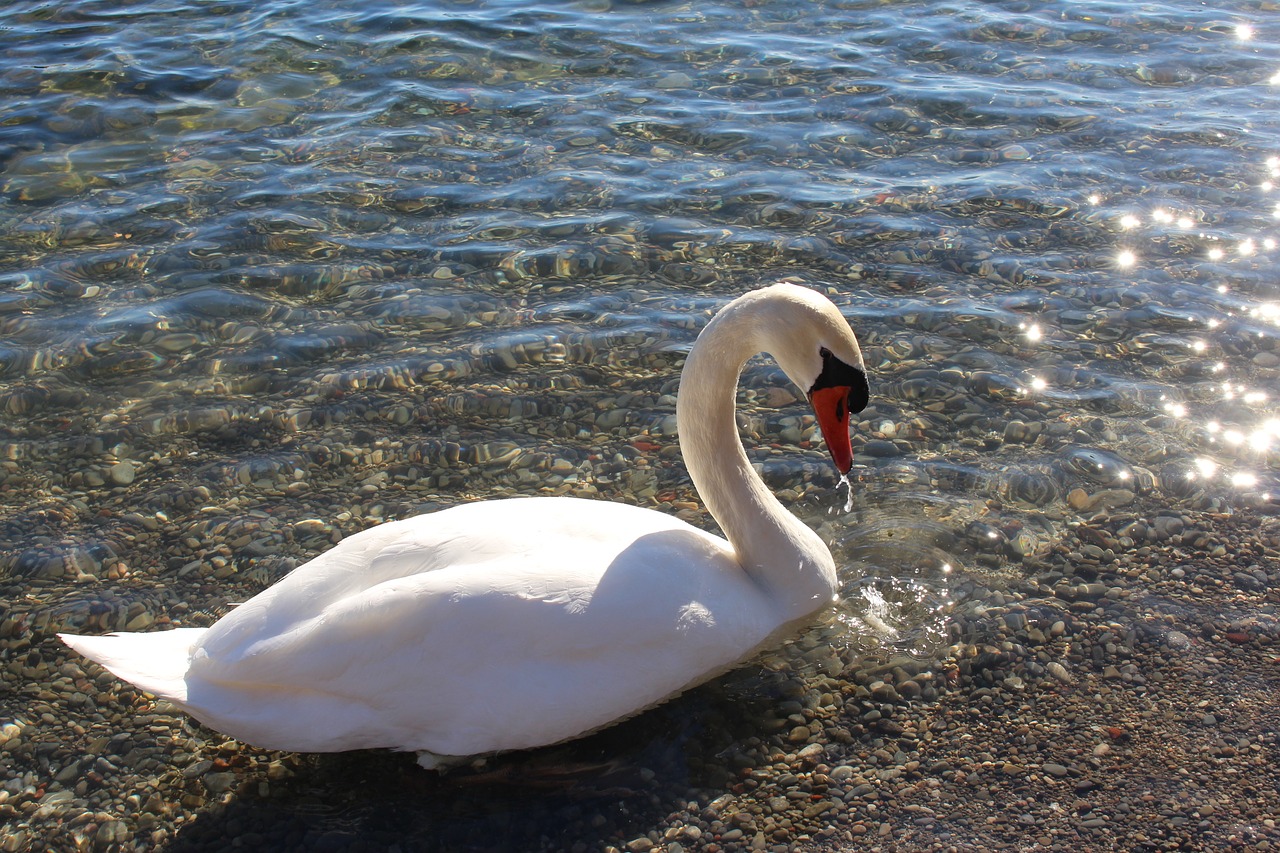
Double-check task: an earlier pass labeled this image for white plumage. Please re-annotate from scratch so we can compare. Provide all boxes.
[61,283,868,767]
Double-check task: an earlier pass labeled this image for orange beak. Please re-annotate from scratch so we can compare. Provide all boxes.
[808,386,855,474]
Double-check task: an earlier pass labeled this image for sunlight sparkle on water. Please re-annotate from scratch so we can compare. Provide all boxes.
[1232,472,1259,488]
[1024,323,1042,342]
[1119,214,1141,230]
[1116,249,1137,268]
[1236,23,1254,41]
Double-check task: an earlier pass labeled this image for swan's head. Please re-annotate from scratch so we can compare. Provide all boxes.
[761,284,868,475]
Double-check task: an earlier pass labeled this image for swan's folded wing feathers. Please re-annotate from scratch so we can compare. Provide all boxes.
[191,525,477,667]
[188,568,468,689]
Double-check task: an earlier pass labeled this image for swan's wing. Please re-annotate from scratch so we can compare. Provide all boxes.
[195,495,730,662]
[179,498,777,756]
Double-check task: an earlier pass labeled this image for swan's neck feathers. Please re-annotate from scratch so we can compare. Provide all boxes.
[675,296,838,618]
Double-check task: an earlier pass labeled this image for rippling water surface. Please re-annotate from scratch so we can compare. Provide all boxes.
[2,0,1279,848]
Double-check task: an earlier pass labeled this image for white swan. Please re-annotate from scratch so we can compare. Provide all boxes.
[60,283,868,768]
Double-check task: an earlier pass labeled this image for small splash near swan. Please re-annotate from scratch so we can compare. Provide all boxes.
[821,489,977,665]
[832,576,954,659]
[795,486,963,665]
[765,571,954,683]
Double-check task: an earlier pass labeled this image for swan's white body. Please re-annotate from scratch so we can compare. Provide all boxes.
[61,283,867,766]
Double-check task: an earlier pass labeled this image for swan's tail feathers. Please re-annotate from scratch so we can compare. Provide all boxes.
[59,628,207,705]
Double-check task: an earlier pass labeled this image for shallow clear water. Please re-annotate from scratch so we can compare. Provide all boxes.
[2,0,1279,847]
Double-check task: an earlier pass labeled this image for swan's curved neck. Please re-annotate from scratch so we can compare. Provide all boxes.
[675,300,838,616]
